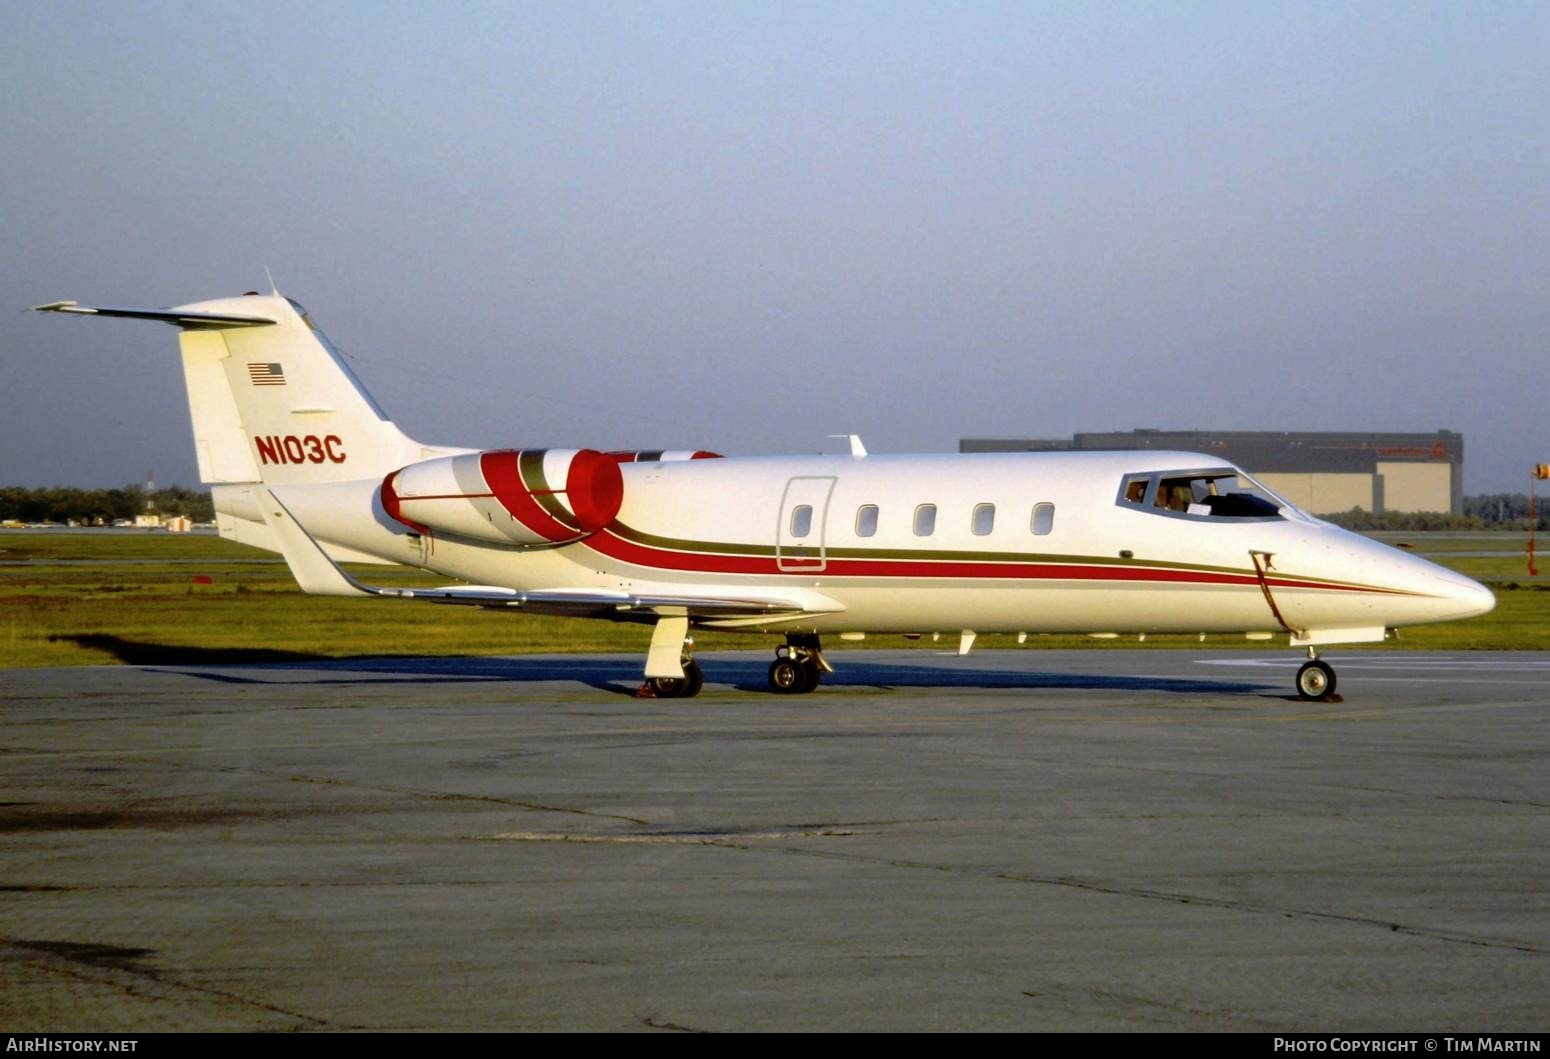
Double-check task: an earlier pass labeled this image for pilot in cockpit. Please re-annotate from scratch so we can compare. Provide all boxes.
[1158,482,1194,512]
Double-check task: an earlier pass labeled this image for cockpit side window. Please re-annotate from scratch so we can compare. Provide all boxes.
[1117,469,1285,520]
[1155,480,1197,512]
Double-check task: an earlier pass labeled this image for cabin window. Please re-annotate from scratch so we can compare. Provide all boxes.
[972,504,995,536]
[1031,502,1055,535]
[789,505,812,538]
[913,504,937,537]
[855,504,878,538]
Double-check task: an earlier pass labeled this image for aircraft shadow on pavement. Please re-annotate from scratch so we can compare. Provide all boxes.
[63,636,1276,696]
[58,634,341,667]
[786,660,1275,696]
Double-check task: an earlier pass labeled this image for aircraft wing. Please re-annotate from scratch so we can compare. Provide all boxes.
[256,488,841,622]
[370,584,830,620]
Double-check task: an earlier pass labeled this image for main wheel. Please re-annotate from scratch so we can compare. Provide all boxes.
[682,658,704,697]
[649,659,704,699]
[1296,659,1337,700]
[797,659,821,693]
[769,658,804,693]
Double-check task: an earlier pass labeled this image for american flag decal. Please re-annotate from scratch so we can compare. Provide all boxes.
[248,362,286,386]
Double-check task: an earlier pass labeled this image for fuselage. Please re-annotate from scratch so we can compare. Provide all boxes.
[248,449,1494,642]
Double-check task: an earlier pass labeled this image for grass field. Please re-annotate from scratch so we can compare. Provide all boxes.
[2,529,1545,669]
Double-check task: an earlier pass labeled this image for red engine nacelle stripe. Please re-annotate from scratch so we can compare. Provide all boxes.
[479,449,625,542]
[380,471,431,535]
[480,451,578,542]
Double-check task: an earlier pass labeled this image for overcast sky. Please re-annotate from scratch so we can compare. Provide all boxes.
[3,1,1545,495]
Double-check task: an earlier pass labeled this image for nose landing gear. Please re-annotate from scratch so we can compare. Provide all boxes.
[1295,648,1338,701]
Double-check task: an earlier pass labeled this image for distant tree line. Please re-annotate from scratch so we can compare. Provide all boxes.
[0,484,215,524]
[1321,493,1548,531]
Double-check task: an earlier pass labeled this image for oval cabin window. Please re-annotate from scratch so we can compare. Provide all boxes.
[972,503,995,536]
[1031,503,1055,535]
[855,505,879,538]
[790,505,812,538]
[914,504,937,537]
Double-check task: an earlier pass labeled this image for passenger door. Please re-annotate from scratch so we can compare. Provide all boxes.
[776,477,836,572]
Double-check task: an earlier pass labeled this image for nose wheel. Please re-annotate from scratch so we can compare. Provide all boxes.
[1295,658,1337,700]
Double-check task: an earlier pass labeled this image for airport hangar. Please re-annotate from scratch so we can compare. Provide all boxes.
[960,430,1463,516]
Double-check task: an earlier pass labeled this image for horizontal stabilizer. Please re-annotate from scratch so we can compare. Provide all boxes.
[33,301,276,328]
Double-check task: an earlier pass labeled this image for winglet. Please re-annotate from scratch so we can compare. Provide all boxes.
[256,489,373,597]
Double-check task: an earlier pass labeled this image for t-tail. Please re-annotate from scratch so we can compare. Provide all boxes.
[34,294,438,485]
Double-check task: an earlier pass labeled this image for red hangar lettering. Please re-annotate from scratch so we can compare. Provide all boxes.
[255,434,347,465]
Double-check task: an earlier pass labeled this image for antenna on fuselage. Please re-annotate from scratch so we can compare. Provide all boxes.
[828,434,868,458]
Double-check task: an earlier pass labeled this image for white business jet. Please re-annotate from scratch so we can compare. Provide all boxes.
[35,293,1495,700]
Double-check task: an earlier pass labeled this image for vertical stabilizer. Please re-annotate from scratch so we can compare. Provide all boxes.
[177,294,424,484]
[37,294,435,485]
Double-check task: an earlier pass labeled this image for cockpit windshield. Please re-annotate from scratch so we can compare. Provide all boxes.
[1117,468,1289,520]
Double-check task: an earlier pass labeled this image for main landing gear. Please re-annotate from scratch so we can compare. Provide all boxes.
[643,656,703,699]
[636,614,704,698]
[1295,648,1338,701]
[768,634,829,694]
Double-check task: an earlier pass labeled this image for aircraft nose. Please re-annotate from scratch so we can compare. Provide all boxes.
[1427,568,1495,621]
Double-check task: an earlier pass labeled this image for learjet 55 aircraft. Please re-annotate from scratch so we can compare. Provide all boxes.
[36,293,1495,700]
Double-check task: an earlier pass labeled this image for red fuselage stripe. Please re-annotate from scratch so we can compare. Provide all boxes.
[579,528,1395,593]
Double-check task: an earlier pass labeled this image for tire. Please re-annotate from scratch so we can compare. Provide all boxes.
[682,659,704,698]
[1296,660,1337,700]
[769,658,803,693]
[649,659,703,699]
[797,660,821,693]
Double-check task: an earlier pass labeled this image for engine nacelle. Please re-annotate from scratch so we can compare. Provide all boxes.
[381,448,624,547]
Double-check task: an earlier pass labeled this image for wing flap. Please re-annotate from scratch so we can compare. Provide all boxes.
[379,583,831,619]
